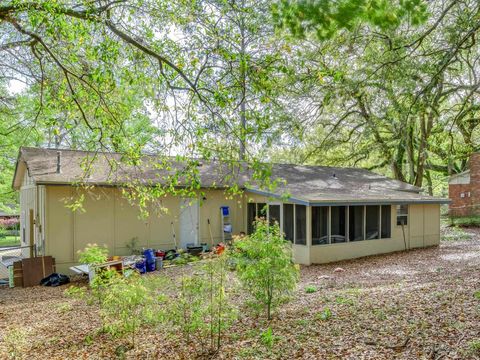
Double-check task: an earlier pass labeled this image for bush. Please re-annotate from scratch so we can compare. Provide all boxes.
[232,219,299,320]
[170,254,237,356]
[77,243,109,264]
[448,216,480,228]
[100,273,167,348]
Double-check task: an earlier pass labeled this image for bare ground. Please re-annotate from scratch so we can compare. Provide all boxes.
[1,228,480,359]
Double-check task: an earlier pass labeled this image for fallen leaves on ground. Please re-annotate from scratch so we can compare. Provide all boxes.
[1,228,480,359]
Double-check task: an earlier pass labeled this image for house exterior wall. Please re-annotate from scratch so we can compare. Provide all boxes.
[44,186,244,273]
[42,183,441,272]
[449,153,480,216]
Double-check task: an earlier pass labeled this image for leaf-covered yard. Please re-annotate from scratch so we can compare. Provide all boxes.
[1,228,480,359]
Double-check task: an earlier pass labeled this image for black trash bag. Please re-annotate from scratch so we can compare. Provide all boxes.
[40,273,70,287]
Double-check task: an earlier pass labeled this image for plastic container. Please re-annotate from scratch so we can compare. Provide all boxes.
[143,249,155,261]
[155,257,163,270]
[221,206,229,216]
[135,258,146,274]
[146,259,156,272]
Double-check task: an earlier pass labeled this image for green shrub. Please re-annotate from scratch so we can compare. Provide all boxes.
[316,307,332,321]
[305,285,317,293]
[77,243,109,264]
[232,219,299,320]
[448,216,480,228]
[170,254,237,355]
[260,327,278,348]
[99,273,167,348]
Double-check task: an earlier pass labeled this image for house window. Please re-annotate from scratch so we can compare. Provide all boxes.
[283,204,294,242]
[331,206,347,243]
[396,205,408,226]
[349,206,364,241]
[312,206,328,245]
[381,205,391,238]
[295,205,306,245]
[365,205,380,239]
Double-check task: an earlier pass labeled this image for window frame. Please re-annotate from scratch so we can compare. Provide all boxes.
[396,204,408,226]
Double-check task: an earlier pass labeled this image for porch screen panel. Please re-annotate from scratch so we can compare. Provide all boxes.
[257,203,267,219]
[381,205,391,238]
[295,205,306,245]
[366,206,380,239]
[269,205,281,227]
[349,206,364,241]
[247,203,257,235]
[283,204,294,242]
[312,206,328,245]
[331,206,347,243]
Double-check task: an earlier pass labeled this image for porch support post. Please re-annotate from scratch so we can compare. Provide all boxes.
[306,205,312,263]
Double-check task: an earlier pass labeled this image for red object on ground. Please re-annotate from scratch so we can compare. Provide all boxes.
[215,243,225,255]
[155,250,165,259]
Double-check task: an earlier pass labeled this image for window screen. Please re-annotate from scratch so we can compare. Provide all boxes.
[396,205,408,226]
[283,204,294,242]
[381,205,391,238]
[331,206,347,243]
[349,206,364,241]
[365,206,380,239]
[295,205,306,245]
[269,204,281,227]
[247,203,257,235]
[257,203,267,219]
[312,207,328,245]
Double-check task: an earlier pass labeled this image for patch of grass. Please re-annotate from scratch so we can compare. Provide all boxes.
[315,307,332,321]
[305,285,317,293]
[474,290,480,299]
[468,340,480,354]
[260,327,280,349]
[448,216,480,228]
[296,318,309,326]
[335,295,355,306]
[441,227,473,242]
[0,235,20,247]
[56,302,73,313]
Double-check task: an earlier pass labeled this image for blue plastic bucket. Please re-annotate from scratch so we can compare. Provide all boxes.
[143,249,155,261]
[135,259,146,274]
[146,259,156,272]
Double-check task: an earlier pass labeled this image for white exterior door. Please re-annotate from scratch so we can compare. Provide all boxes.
[179,198,199,248]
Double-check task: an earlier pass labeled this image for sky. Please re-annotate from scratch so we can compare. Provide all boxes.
[8,79,27,95]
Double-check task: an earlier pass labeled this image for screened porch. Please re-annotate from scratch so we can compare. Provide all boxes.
[246,202,405,246]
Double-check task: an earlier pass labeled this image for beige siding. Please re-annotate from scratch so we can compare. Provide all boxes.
[44,186,245,272]
[46,186,74,263]
[74,188,115,255]
[148,196,179,250]
[198,189,244,247]
[409,204,425,248]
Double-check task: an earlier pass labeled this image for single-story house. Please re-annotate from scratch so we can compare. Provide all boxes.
[13,147,449,273]
[448,152,480,216]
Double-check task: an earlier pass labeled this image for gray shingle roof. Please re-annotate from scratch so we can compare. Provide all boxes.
[14,147,449,204]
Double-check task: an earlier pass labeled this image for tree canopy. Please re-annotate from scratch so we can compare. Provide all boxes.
[0,0,478,208]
